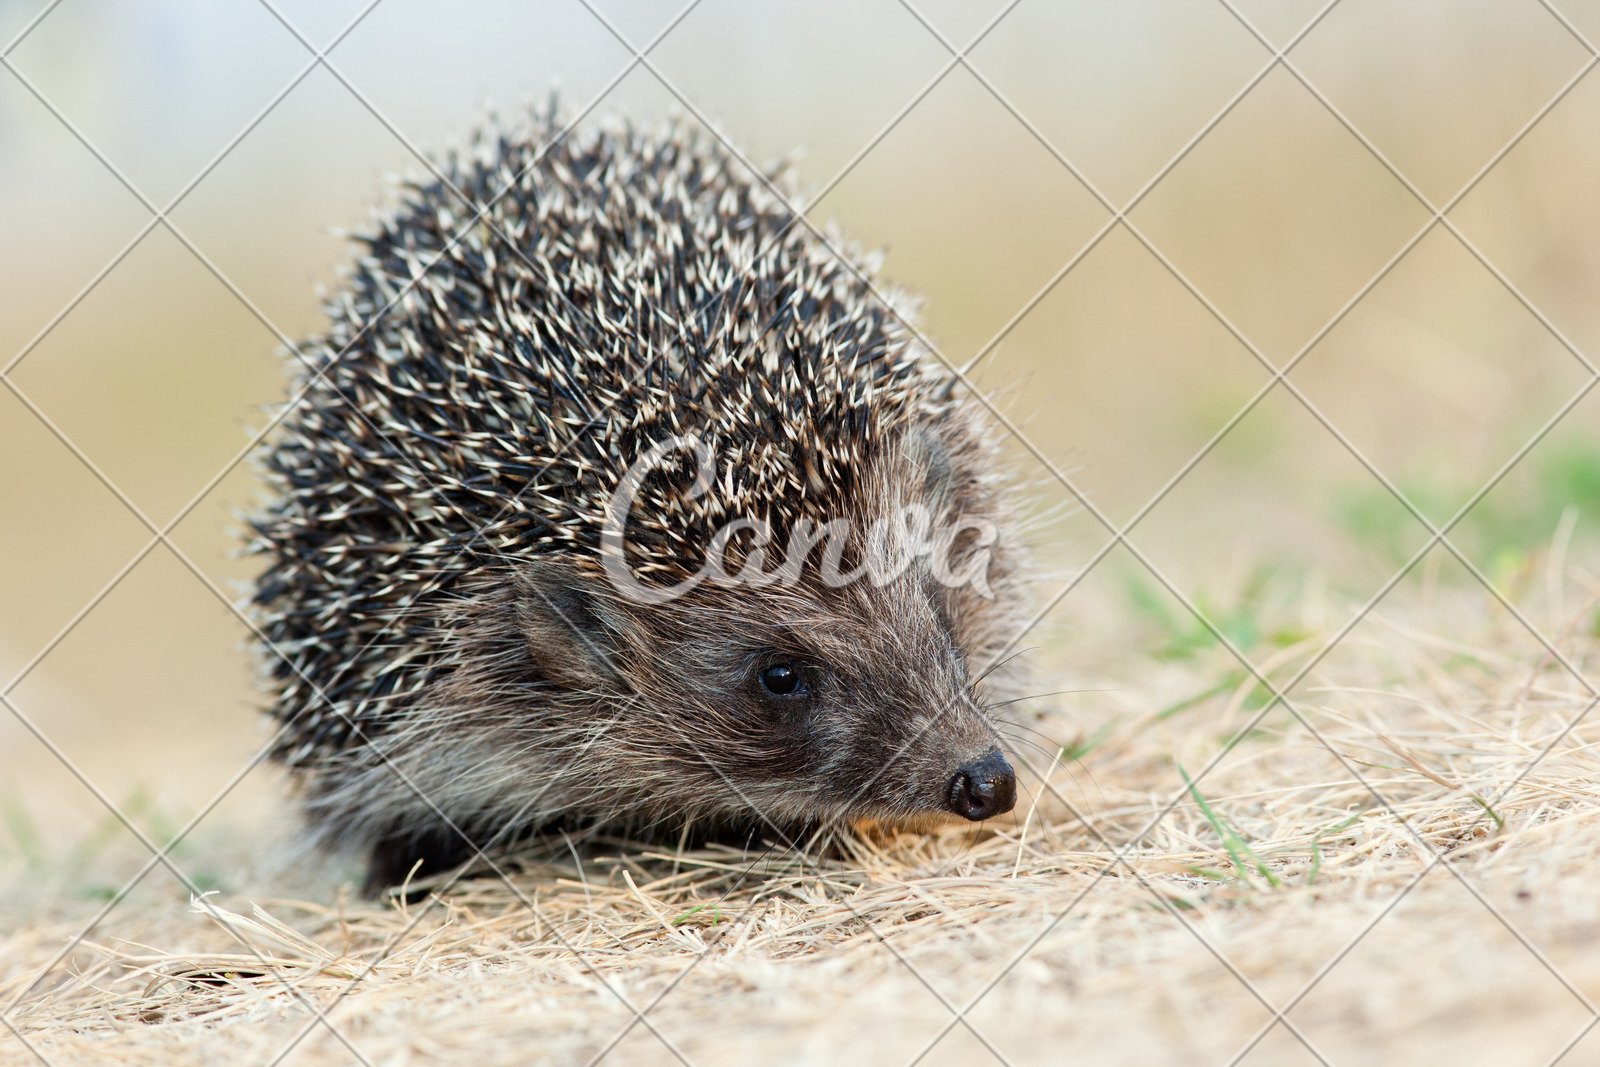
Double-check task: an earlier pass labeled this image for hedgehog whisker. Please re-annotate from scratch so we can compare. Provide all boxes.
[972,645,1036,687]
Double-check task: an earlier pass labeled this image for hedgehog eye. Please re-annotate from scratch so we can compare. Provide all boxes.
[757,663,807,699]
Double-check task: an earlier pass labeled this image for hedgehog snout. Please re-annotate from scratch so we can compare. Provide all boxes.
[946,750,1016,821]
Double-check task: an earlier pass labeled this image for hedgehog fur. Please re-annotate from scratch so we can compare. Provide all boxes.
[250,110,1030,890]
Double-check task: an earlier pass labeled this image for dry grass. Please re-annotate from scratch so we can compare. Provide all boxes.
[5,555,1600,1067]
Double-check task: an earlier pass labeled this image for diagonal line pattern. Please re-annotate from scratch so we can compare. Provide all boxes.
[906,372,1600,1064]
[3,0,1597,1061]
[514,4,1513,1059]
[1190,0,1600,1054]
[3,397,388,1057]
[549,15,1339,1048]
[0,0,392,380]
[682,3,1357,861]
[0,0,64,58]
[2,1,942,1055]
[0,124,735,1067]
[898,349,1594,1050]
[9,0,997,1060]
[995,0,1598,936]
[258,706,703,1066]
[249,6,1600,1062]
[537,3,1062,1058]
[0,2,721,1057]
[995,740,1336,1064]
[291,824,787,1067]
[256,6,1038,1059]
[0,0,716,981]
[1222,684,1600,1063]
[300,0,1600,1050]
[559,620,1029,1063]
[0,693,376,1066]
[528,0,1600,1056]
[0,10,693,710]
[1008,0,1600,842]
[252,4,1041,1060]
[1205,3,1600,675]
[0,0,392,689]
[1,2,1031,1061]
[274,5,1069,1056]
[1,32,423,1042]
[0,435,700,1058]
[875,0,1600,1058]
[518,0,1593,1062]
[558,595,1019,1065]
[1552,1016,1600,1066]
[4,21,324,378]
[952,0,1344,378]
[0,47,537,519]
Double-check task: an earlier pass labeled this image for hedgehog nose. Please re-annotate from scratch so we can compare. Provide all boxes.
[947,751,1016,821]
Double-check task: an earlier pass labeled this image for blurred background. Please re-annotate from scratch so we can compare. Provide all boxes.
[3,0,1599,906]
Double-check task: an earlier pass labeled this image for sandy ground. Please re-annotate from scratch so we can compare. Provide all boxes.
[4,555,1600,1067]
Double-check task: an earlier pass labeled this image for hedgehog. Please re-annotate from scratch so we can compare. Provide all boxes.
[249,110,1031,892]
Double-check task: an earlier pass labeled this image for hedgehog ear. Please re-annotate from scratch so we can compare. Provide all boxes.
[512,560,630,688]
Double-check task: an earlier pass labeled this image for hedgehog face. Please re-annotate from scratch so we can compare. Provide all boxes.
[487,417,1026,841]
[508,556,1016,838]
